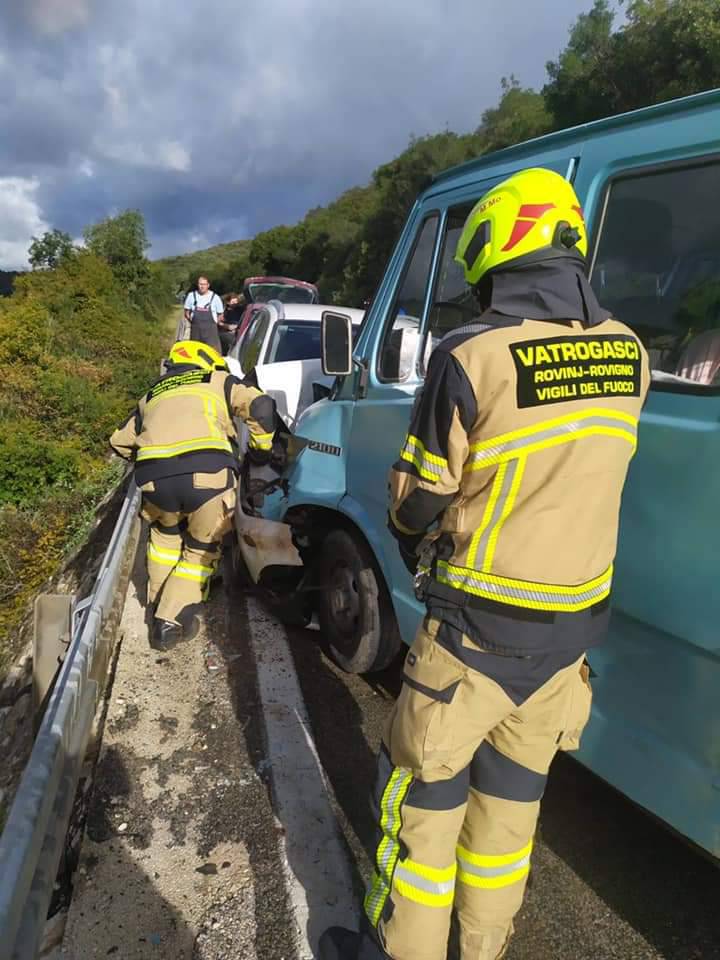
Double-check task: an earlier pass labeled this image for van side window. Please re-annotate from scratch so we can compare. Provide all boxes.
[426,201,479,347]
[378,214,439,382]
[591,160,720,390]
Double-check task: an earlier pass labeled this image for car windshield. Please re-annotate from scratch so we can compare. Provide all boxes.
[248,282,316,304]
[265,320,323,363]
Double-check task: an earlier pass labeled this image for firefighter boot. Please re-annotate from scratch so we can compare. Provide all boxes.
[318,927,388,960]
[318,927,359,960]
[151,618,182,651]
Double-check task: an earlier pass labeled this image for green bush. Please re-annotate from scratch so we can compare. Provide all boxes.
[0,422,85,506]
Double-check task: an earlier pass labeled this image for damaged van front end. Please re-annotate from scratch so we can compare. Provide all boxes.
[233,396,356,626]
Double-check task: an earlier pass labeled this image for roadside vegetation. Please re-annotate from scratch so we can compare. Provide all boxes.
[163,0,720,304]
[0,211,174,676]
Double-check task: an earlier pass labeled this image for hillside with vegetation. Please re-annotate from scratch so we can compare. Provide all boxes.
[160,239,251,296]
[163,0,720,305]
[0,212,174,675]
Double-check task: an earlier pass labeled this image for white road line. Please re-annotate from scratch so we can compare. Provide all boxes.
[244,595,358,959]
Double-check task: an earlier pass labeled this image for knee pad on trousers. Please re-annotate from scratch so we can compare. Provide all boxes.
[459,922,513,960]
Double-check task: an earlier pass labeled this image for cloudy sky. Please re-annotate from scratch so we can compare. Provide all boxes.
[0,0,596,269]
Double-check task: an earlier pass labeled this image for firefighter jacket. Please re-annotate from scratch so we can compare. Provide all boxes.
[110,363,276,486]
[389,311,650,656]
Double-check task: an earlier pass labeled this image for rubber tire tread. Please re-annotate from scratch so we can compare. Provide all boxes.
[317,528,400,674]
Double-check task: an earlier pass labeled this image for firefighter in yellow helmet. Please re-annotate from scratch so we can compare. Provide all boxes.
[320,169,650,960]
[110,340,276,648]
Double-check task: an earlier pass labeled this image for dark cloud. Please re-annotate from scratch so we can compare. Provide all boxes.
[0,0,593,268]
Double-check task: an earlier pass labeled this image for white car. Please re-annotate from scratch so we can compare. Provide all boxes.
[226,301,365,429]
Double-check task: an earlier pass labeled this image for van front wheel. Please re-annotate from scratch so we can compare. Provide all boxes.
[317,529,400,674]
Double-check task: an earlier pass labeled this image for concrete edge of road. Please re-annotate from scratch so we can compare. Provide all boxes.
[244,595,358,960]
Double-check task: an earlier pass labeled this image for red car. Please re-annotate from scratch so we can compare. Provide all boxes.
[243,275,318,305]
[235,276,319,340]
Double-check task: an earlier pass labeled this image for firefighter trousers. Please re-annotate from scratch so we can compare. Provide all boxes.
[139,469,236,625]
[364,616,592,960]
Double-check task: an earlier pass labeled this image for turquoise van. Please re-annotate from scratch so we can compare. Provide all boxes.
[238,89,720,860]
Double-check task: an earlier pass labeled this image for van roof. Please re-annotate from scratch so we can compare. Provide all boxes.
[430,87,720,190]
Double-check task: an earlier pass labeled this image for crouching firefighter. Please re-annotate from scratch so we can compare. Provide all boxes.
[319,168,650,960]
[110,340,276,648]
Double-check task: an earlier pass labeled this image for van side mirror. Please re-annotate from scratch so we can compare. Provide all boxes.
[321,310,353,377]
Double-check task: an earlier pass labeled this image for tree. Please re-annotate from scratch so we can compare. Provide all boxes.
[477,77,552,152]
[28,229,74,270]
[544,0,720,130]
[543,0,617,128]
[82,210,151,292]
[339,131,485,303]
[615,0,720,108]
[248,223,305,277]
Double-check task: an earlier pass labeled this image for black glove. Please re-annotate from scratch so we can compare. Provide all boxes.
[387,513,424,575]
[246,445,272,467]
[398,539,421,575]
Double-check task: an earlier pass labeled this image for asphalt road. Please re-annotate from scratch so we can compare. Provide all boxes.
[286,621,720,960]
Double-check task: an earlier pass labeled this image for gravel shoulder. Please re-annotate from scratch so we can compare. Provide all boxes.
[56,543,298,960]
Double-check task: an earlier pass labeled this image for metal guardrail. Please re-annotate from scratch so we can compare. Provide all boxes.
[0,481,141,960]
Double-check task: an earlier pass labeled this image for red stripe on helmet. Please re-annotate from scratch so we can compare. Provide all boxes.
[501,202,557,252]
[501,219,536,252]
[517,203,556,219]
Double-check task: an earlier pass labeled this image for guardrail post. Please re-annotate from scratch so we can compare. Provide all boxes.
[32,595,74,721]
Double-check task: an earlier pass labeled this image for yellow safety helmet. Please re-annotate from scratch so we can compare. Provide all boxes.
[455,167,588,286]
[168,340,227,372]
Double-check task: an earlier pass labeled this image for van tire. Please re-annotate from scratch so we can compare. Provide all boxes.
[317,528,401,674]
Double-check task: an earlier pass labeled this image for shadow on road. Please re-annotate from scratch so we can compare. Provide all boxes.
[211,577,300,960]
[539,754,720,960]
[286,622,403,878]
[287,622,720,960]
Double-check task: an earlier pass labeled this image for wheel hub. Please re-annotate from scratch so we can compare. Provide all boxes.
[328,564,360,635]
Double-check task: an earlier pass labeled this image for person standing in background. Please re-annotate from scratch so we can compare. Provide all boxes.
[219,292,245,354]
[183,276,224,352]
